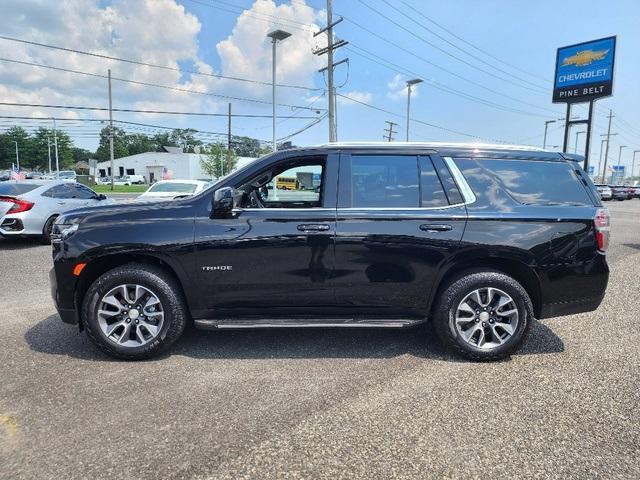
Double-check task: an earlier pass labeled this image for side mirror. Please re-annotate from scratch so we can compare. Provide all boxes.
[212,187,237,218]
[96,194,107,201]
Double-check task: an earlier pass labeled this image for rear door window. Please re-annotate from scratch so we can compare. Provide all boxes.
[42,184,73,199]
[455,158,593,206]
[351,155,419,207]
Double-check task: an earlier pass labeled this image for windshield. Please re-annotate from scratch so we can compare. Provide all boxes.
[148,182,198,193]
[57,171,75,178]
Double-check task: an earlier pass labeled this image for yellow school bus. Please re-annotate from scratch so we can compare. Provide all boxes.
[276,176,297,190]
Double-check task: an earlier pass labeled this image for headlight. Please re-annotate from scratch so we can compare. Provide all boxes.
[51,223,79,242]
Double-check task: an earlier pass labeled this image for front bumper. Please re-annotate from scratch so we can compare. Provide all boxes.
[49,266,79,324]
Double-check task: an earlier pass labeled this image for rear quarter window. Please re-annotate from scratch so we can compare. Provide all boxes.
[454,158,593,206]
[0,184,40,195]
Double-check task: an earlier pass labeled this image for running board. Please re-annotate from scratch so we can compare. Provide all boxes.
[193,318,425,330]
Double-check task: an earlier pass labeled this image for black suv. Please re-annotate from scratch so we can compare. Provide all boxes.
[50,143,609,361]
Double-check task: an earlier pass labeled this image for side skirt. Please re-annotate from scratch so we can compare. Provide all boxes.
[194,317,427,330]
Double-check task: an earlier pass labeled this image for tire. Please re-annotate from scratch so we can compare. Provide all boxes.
[41,215,57,244]
[81,264,188,360]
[433,271,533,361]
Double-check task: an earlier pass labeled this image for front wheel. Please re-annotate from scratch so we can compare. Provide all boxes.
[81,264,187,360]
[433,271,533,361]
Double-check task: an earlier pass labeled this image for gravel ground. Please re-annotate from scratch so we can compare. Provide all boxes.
[0,201,639,480]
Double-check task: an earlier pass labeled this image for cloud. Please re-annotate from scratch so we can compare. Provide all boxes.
[215,0,324,102]
[0,0,326,147]
[338,90,373,106]
[386,73,419,101]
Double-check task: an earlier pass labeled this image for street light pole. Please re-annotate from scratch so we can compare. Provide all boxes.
[267,29,291,153]
[574,130,586,154]
[405,78,422,141]
[543,120,556,149]
[13,141,19,171]
[617,145,627,181]
[597,138,606,181]
[47,136,52,174]
[632,150,640,179]
[52,117,59,175]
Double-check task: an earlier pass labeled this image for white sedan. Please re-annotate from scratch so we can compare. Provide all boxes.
[137,180,210,201]
[0,180,113,242]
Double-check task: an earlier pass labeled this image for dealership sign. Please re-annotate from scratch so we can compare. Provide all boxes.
[553,36,616,103]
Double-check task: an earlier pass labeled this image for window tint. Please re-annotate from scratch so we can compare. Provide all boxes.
[72,184,97,199]
[237,158,324,209]
[0,184,39,195]
[433,156,464,205]
[419,157,448,207]
[351,155,419,208]
[456,158,592,206]
[42,184,72,199]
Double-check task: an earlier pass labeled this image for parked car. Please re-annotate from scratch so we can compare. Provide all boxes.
[96,176,112,185]
[594,184,612,201]
[113,175,145,186]
[0,180,113,242]
[632,186,640,199]
[56,170,77,181]
[136,180,208,201]
[50,142,609,361]
[0,171,10,182]
[611,185,632,200]
[25,171,45,180]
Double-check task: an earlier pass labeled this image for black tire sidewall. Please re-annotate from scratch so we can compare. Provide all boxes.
[435,271,533,360]
[82,264,187,360]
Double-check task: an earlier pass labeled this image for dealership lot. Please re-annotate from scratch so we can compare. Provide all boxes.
[0,201,639,479]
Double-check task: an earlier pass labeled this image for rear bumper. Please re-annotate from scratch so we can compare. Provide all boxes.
[540,292,605,319]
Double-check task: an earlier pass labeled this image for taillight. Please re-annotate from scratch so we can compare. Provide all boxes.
[0,196,34,214]
[594,208,610,253]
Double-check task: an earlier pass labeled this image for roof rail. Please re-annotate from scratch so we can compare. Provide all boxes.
[316,141,545,152]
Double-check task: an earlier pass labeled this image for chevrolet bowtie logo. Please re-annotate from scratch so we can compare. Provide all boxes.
[561,49,609,67]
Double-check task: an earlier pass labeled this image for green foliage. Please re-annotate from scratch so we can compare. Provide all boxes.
[200,143,237,179]
[0,126,73,170]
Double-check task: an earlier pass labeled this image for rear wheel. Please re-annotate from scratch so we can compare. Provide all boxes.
[81,264,187,360]
[41,215,57,244]
[433,271,532,361]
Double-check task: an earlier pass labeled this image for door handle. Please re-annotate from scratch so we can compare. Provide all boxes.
[420,223,452,232]
[297,223,330,232]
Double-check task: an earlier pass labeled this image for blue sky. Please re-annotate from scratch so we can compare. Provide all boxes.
[182,0,640,167]
[2,0,639,171]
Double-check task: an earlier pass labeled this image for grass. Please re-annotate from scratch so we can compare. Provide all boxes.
[93,184,148,193]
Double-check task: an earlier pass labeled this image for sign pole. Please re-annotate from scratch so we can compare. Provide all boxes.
[583,100,594,171]
[562,103,571,153]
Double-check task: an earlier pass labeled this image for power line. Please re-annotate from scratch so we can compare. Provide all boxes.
[345,44,555,118]
[399,0,552,85]
[354,0,548,95]
[0,35,320,92]
[0,57,324,112]
[0,102,321,119]
[336,92,509,143]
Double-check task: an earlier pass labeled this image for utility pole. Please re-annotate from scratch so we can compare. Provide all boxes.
[227,102,232,173]
[13,141,19,171]
[383,121,398,142]
[597,138,606,179]
[314,0,347,142]
[543,120,556,149]
[47,136,52,174]
[108,69,115,191]
[52,117,59,175]
[601,110,614,184]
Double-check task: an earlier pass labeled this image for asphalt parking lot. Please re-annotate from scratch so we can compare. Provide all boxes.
[1,201,639,480]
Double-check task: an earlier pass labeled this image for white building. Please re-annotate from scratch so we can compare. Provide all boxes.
[96,149,257,183]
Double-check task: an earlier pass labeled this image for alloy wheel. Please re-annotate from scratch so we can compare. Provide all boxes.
[454,287,519,350]
[97,284,164,347]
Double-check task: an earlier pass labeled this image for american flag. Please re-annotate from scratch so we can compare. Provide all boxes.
[10,166,25,181]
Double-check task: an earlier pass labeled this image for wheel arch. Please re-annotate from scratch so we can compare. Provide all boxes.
[74,252,192,329]
[429,253,542,319]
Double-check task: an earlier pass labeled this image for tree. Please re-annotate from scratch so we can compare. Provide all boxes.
[200,143,237,179]
[170,128,203,152]
[95,126,128,162]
